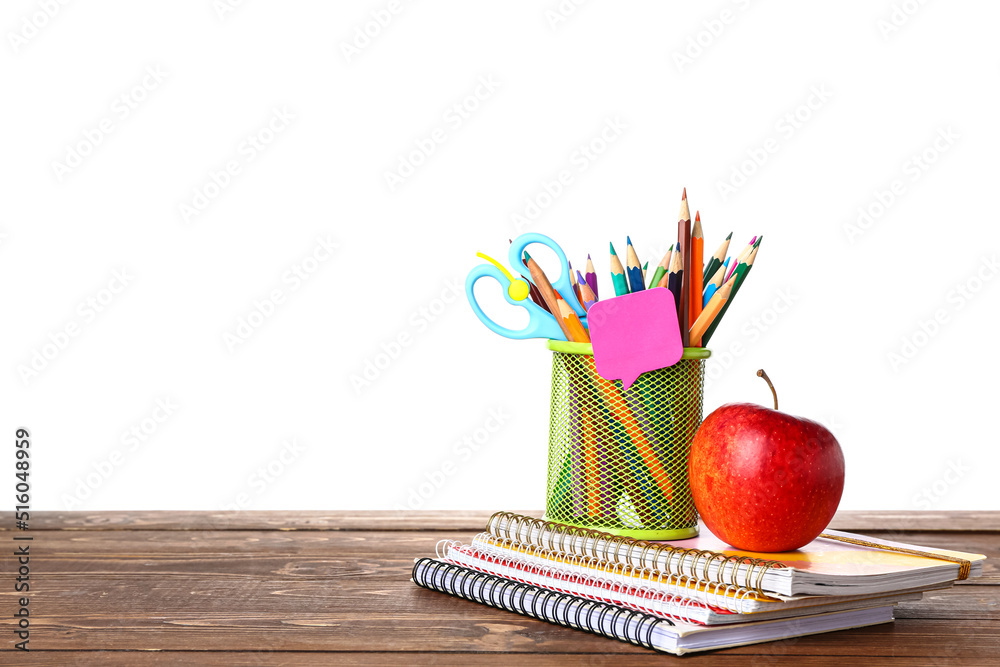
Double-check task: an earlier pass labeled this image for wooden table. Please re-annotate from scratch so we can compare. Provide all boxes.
[1,511,997,665]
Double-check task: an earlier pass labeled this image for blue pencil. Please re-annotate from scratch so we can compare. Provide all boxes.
[625,236,645,292]
[703,258,730,307]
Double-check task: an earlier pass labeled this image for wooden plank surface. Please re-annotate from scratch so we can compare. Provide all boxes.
[1,511,996,664]
[7,509,999,532]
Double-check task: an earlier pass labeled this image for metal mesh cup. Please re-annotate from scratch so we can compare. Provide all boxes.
[545,340,710,539]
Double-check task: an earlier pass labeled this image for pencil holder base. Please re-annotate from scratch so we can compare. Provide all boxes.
[545,342,709,539]
[540,517,699,541]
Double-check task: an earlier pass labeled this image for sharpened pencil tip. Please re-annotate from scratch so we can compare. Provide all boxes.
[726,232,733,240]
[587,253,592,259]
[523,250,532,261]
[682,187,687,200]
[554,290,565,301]
[626,235,633,246]
[609,242,617,255]
[695,211,700,221]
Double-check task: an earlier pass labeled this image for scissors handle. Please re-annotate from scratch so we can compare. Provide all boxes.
[508,233,587,320]
[465,264,568,341]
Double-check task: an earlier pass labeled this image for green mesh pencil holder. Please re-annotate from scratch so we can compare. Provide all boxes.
[545,340,710,540]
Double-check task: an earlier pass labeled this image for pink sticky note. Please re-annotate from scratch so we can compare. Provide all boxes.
[588,288,683,390]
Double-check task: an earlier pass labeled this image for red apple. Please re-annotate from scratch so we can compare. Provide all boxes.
[688,370,845,552]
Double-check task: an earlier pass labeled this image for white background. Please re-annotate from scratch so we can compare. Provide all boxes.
[3,1,998,512]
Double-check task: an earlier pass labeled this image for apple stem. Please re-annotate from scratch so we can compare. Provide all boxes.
[756,369,778,410]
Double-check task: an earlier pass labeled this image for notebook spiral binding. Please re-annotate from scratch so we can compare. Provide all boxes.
[438,539,738,623]
[412,557,671,651]
[487,511,787,596]
[442,536,761,616]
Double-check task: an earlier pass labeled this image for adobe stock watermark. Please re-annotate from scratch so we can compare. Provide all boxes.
[350,278,462,395]
[51,65,168,183]
[544,0,589,31]
[213,0,250,20]
[224,234,338,352]
[877,0,930,41]
[394,408,511,510]
[178,106,295,223]
[60,397,179,509]
[17,268,134,386]
[672,0,755,73]
[704,287,798,391]
[715,85,833,202]
[886,255,997,372]
[842,126,958,244]
[220,438,306,511]
[383,75,500,192]
[339,0,415,63]
[7,0,72,54]
[510,116,627,232]
[912,459,969,510]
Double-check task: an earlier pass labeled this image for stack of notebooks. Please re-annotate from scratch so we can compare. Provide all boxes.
[411,511,986,655]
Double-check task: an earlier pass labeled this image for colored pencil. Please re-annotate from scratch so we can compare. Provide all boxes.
[523,250,573,340]
[703,232,732,284]
[666,241,684,320]
[585,254,599,299]
[555,290,590,343]
[689,212,704,334]
[703,258,729,307]
[609,242,630,296]
[568,260,583,305]
[642,261,648,284]
[625,236,645,293]
[690,273,734,345]
[576,270,598,311]
[649,244,672,290]
[703,242,760,346]
[726,235,757,282]
[510,240,550,313]
[677,188,691,347]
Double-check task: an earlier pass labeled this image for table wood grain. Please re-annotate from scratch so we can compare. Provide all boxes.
[1,511,997,665]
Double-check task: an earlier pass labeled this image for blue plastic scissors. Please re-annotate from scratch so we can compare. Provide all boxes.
[465,233,587,341]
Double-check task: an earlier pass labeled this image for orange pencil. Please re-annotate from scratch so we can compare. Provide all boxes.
[524,251,572,340]
[689,273,734,345]
[689,211,704,335]
[555,291,590,343]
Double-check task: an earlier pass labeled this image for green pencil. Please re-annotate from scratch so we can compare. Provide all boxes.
[702,243,760,346]
[610,242,630,296]
[703,232,732,284]
[649,244,672,290]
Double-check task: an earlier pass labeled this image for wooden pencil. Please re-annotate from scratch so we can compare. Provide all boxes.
[524,250,573,340]
[703,242,760,346]
[677,188,691,347]
[689,212,704,335]
[569,260,583,305]
[666,241,684,320]
[585,254,599,299]
[649,244,672,290]
[690,274,734,345]
[703,232,732,284]
[510,240,550,313]
[703,258,729,307]
[609,242,630,296]
[625,236,645,293]
[555,290,590,343]
[642,261,648,284]
[576,270,598,311]
[726,235,757,282]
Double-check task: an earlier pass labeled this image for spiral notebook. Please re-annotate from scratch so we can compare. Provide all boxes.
[412,558,897,656]
[438,537,931,624]
[487,512,986,597]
